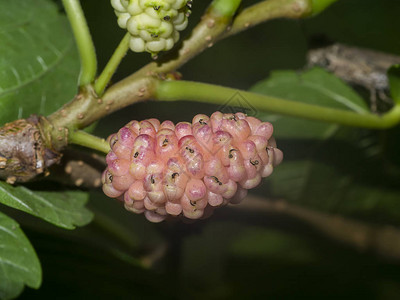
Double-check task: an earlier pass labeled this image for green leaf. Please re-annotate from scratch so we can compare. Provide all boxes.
[0,0,79,124]
[274,160,400,224]
[0,184,93,229]
[266,127,400,225]
[250,67,368,139]
[252,68,368,111]
[267,160,313,201]
[0,280,23,300]
[388,64,400,104]
[251,68,400,225]
[229,227,320,263]
[249,68,357,205]
[0,211,41,299]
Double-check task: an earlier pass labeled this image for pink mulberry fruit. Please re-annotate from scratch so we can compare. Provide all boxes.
[102,112,283,222]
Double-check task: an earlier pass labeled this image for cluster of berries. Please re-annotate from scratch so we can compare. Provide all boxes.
[111,0,192,55]
[102,112,283,222]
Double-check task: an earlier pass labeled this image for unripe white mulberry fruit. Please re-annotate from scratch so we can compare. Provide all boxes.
[102,112,283,223]
[111,0,192,55]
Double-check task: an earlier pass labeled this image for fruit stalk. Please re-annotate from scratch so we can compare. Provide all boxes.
[155,80,400,129]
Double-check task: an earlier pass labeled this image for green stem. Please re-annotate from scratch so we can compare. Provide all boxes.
[210,0,242,18]
[310,0,339,16]
[94,33,131,96]
[222,0,312,38]
[69,130,110,153]
[126,0,241,79]
[62,0,97,86]
[155,80,400,129]
[48,0,240,139]
[50,0,312,137]
[47,0,332,152]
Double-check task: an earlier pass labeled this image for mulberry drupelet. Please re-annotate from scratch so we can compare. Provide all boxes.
[102,112,283,222]
[111,0,192,55]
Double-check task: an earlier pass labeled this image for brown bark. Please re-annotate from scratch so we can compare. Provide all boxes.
[0,116,61,183]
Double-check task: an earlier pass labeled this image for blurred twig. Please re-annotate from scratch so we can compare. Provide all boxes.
[49,148,105,188]
[235,195,400,261]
